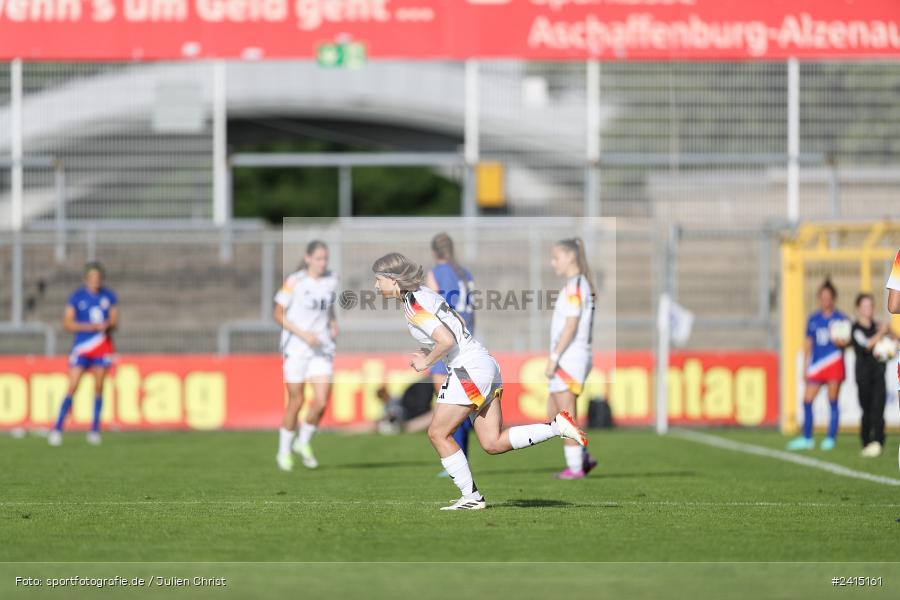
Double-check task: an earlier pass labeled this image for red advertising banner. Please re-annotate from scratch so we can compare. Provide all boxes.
[0,351,778,431]
[0,0,898,60]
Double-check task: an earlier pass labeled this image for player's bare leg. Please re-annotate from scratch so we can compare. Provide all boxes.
[276,382,305,471]
[293,377,331,468]
[433,372,458,478]
[472,392,585,457]
[428,403,471,458]
[428,403,484,509]
[426,393,588,509]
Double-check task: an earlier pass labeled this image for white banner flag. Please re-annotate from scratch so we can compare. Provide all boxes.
[669,301,695,347]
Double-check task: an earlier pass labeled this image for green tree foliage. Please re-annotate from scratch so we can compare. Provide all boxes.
[233,139,460,223]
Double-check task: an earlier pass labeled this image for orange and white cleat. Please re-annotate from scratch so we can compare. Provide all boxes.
[554,411,588,447]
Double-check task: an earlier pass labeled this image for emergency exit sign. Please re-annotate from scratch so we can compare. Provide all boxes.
[317,42,367,68]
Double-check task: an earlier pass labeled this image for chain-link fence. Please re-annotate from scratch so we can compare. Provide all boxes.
[0,220,781,356]
[0,59,897,355]
[2,60,900,227]
[2,62,214,226]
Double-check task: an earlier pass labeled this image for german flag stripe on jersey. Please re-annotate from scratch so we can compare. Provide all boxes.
[405,295,441,330]
[888,250,900,291]
[453,367,486,408]
[554,365,584,395]
[566,280,582,309]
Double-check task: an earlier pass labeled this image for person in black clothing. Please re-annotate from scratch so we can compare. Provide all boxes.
[375,378,436,434]
[851,293,891,457]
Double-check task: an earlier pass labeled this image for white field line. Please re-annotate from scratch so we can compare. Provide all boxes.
[673,428,900,487]
[2,500,900,508]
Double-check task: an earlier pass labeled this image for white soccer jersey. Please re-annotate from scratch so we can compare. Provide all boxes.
[404,286,489,370]
[275,270,338,356]
[551,274,594,355]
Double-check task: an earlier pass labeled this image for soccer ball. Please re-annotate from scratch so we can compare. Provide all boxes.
[873,337,898,363]
[829,319,852,345]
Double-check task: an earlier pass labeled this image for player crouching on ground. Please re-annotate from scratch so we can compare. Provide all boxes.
[372,252,586,511]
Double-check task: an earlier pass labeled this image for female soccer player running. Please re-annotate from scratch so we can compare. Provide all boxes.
[373,253,587,511]
[49,262,118,447]
[425,233,475,477]
[274,240,338,472]
[546,238,598,479]
[787,278,849,451]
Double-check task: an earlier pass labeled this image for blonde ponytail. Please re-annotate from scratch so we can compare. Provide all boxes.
[372,253,426,292]
[557,237,596,296]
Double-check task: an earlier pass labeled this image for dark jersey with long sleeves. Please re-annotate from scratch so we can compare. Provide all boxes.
[851,320,885,380]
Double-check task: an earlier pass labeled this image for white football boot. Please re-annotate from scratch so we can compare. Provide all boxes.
[554,411,588,447]
[861,441,883,457]
[293,440,319,469]
[440,496,487,511]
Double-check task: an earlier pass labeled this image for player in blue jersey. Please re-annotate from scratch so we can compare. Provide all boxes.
[787,278,849,451]
[48,262,118,447]
[425,233,475,478]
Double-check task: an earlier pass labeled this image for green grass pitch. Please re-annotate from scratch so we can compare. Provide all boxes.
[2,428,900,598]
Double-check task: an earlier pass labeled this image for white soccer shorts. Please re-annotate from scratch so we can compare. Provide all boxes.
[436,355,503,420]
[283,352,333,383]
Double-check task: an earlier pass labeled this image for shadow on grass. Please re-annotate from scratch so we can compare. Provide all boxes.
[474,467,564,476]
[475,467,696,479]
[600,470,696,479]
[327,460,435,470]
[494,498,617,509]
